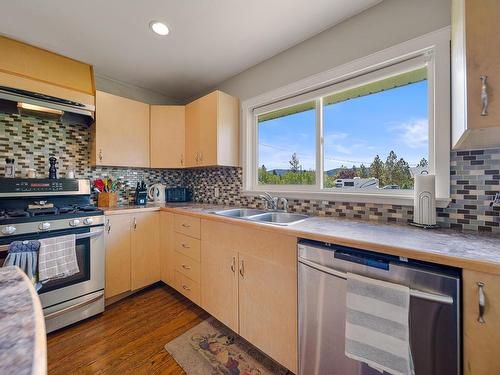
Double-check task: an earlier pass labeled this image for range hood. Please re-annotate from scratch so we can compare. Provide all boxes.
[0,85,95,125]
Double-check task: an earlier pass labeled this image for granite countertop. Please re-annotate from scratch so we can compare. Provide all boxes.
[0,267,47,375]
[103,203,500,274]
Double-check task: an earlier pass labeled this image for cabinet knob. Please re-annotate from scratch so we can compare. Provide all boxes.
[182,284,191,291]
[180,154,184,166]
[181,223,191,228]
[181,264,191,270]
[181,243,190,249]
[478,282,486,324]
[99,149,103,161]
[106,219,111,234]
[133,218,137,230]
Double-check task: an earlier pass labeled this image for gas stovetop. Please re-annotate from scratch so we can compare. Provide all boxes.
[0,178,104,235]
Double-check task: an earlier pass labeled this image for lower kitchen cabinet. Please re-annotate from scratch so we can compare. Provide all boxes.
[104,211,160,299]
[463,269,500,375]
[160,212,175,285]
[104,214,132,299]
[201,219,298,373]
[201,229,239,332]
[131,211,161,290]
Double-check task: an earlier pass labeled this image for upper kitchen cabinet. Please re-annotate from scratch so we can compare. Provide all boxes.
[185,90,239,167]
[452,0,500,148]
[0,35,95,108]
[150,105,185,168]
[91,90,150,167]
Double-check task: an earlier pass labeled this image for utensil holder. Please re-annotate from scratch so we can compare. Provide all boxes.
[98,192,118,207]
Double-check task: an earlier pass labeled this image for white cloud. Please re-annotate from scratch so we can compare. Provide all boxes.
[390,119,428,149]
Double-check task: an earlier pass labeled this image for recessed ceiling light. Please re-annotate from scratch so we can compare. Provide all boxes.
[149,21,170,36]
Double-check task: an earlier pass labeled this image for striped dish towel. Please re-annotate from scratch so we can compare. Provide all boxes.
[345,272,414,375]
[38,234,79,282]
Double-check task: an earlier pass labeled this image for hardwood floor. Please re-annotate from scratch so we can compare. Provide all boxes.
[47,284,209,375]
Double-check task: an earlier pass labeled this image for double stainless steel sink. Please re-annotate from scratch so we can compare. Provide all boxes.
[213,208,308,226]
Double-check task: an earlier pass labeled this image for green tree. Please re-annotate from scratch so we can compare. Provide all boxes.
[289,153,301,172]
[384,150,398,186]
[417,158,428,167]
[393,158,412,189]
[369,155,384,186]
[358,164,369,178]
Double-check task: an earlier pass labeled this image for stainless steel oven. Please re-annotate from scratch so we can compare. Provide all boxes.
[0,216,105,333]
[0,178,106,332]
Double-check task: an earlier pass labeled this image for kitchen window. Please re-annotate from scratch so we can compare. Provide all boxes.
[242,28,450,205]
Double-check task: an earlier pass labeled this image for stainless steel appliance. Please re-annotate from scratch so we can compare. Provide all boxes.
[298,240,460,375]
[0,178,105,333]
[166,187,192,202]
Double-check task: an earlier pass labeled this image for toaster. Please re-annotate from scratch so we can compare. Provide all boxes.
[166,187,192,202]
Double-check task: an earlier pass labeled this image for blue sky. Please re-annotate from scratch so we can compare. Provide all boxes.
[258,80,428,171]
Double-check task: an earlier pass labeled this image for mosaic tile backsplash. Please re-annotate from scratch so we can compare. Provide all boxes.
[437,149,500,232]
[0,112,183,205]
[1,111,499,231]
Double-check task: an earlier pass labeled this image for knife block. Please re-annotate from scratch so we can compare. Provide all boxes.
[98,192,118,208]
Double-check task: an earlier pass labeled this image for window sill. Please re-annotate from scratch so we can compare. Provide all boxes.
[242,189,450,208]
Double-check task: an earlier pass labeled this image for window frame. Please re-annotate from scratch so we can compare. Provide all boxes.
[241,27,451,206]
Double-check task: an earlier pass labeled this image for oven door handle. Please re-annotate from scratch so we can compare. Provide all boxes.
[0,228,104,253]
[44,291,104,320]
[76,229,104,240]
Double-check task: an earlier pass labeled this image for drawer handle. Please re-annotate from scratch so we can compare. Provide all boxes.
[181,223,191,228]
[182,284,191,291]
[478,282,486,324]
[481,75,488,116]
[182,264,191,270]
[181,243,190,249]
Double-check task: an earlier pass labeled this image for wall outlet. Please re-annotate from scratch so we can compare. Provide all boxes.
[214,187,220,198]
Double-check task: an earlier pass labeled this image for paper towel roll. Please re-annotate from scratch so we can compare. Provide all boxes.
[413,174,436,225]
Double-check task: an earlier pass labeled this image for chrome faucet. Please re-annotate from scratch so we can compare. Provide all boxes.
[259,192,278,210]
[259,193,288,212]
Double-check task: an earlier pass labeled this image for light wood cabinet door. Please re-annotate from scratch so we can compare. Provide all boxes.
[196,91,218,166]
[465,0,500,129]
[160,212,175,286]
[131,212,160,290]
[201,220,239,332]
[184,90,239,167]
[93,90,150,167]
[463,269,500,375]
[150,105,185,168]
[185,98,202,167]
[238,251,298,373]
[104,214,131,299]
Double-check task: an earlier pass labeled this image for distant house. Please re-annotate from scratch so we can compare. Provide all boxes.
[333,177,379,189]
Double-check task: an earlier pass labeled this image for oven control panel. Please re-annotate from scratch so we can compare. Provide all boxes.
[0,215,105,237]
[0,178,90,196]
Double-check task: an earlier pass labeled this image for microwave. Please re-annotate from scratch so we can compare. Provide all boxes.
[166,187,192,202]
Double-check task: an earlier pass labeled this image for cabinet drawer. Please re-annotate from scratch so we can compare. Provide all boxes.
[175,271,200,305]
[174,251,200,283]
[174,214,201,239]
[174,232,201,261]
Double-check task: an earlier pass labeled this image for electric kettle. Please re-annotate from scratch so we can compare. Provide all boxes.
[147,183,167,203]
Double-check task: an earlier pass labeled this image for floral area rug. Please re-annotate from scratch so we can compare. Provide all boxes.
[165,317,290,375]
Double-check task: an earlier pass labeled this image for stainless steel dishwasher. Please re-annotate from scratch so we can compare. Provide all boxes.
[298,240,460,375]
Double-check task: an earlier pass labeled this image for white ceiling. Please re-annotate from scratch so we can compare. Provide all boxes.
[0,0,382,101]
